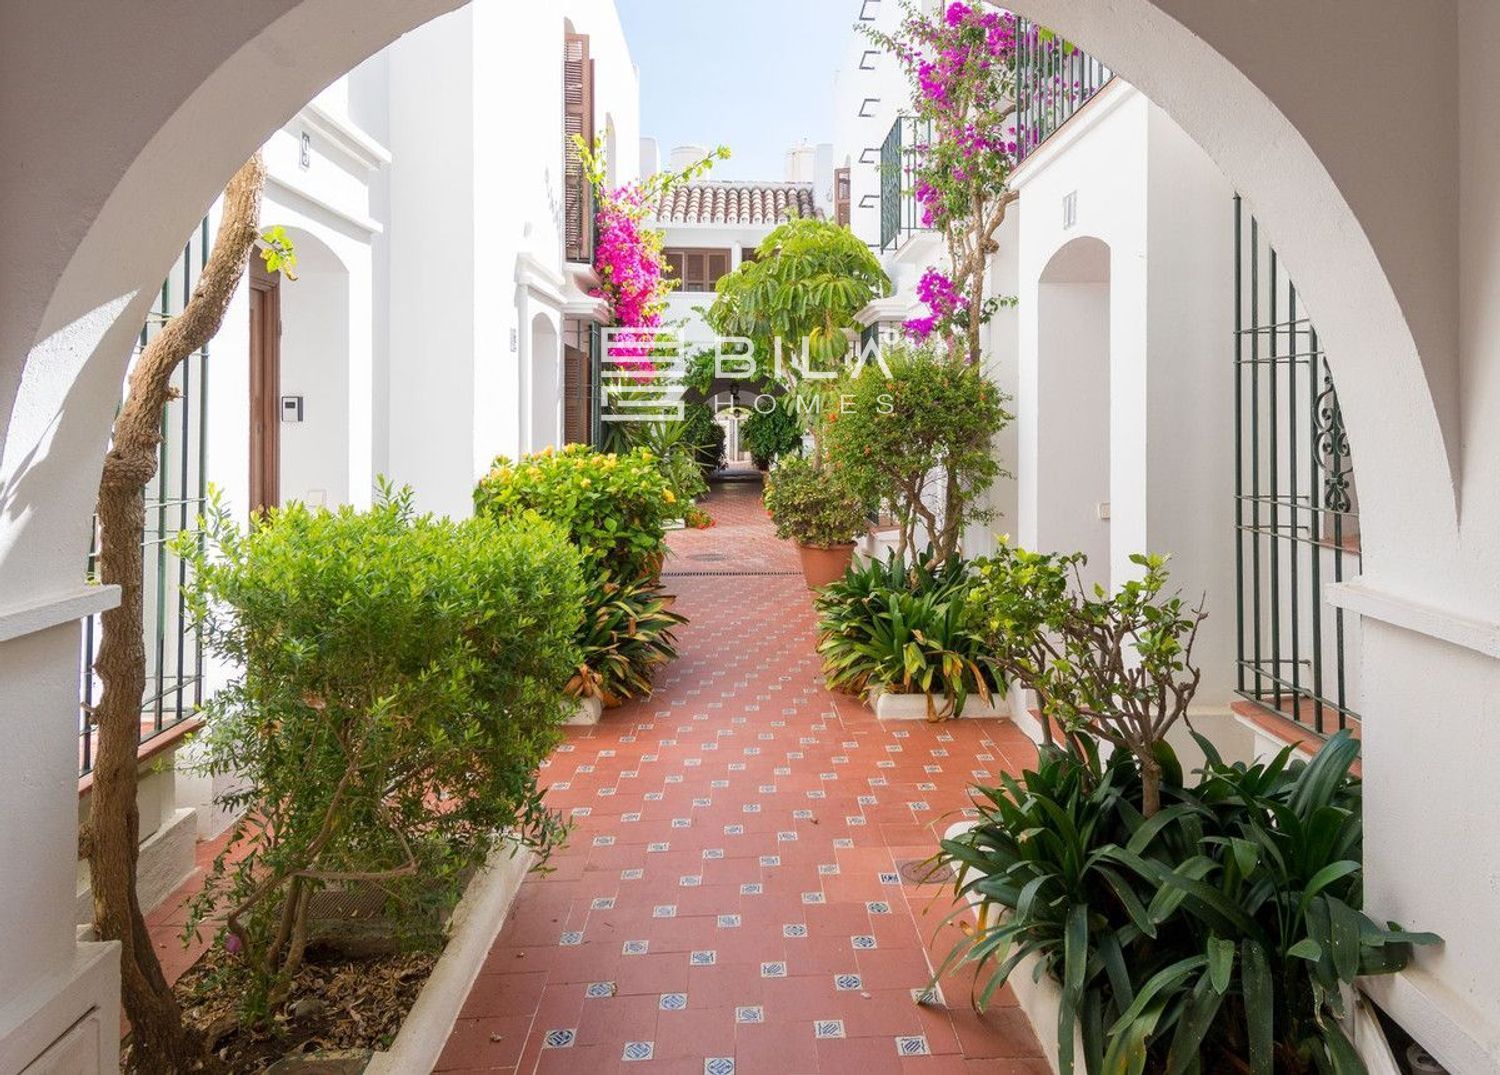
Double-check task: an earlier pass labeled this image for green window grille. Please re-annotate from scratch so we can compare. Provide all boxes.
[1234,196,1359,733]
[80,220,211,775]
[1013,19,1113,163]
[878,115,934,253]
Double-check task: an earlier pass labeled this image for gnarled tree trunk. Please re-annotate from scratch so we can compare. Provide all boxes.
[87,153,266,1073]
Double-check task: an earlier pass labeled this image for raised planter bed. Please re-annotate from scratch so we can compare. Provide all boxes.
[171,841,534,1073]
[365,844,533,1073]
[870,687,1009,721]
[943,820,1083,1075]
[565,695,603,726]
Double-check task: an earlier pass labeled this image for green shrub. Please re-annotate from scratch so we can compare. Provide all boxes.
[815,551,999,717]
[474,443,673,581]
[175,485,582,1018]
[969,542,1207,817]
[822,344,1009,561]
[762,454,870,548]
[681,401,727,479]
[934,733,1438,1075]
[568,572,686,705]
[743,402,803,470]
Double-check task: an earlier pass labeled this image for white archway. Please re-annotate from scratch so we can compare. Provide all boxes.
[528,313,562,452]
[1,3,1495,1070]
[1033,236,1111,591]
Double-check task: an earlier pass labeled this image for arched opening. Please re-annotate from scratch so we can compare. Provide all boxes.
[528,313,561,452]
[1034,235,1111,592]
[1,4,1495,1070]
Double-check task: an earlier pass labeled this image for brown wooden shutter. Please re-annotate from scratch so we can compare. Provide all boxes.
[564,33,594,263]
[563,340,591,445]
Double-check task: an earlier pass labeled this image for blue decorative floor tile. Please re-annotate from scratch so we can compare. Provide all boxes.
[813,1019,846,1039]
[659,992,688,1010]
[543,1028,577,1049]
[834,973,863,991]
[895,1035,931,1056]
[705,1058,736,1075]
[585,981,616,998]
[736,1006,765,1023]
[622,1041,654,1061]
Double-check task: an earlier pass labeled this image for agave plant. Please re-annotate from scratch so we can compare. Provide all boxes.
[567,573,686,706]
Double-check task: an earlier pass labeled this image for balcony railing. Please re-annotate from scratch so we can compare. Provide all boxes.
[879,115,934,253]
[1014,19,1112,164]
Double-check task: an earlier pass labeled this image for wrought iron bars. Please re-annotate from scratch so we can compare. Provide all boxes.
[79,221,210,775]
[878,115,934,253]
[1013,19,1112,164]
[1233,196,1359,733]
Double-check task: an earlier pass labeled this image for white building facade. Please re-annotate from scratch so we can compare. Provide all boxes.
[68,0,643,1038]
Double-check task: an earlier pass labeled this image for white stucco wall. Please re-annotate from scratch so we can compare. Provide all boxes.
[1013,82,1237,706]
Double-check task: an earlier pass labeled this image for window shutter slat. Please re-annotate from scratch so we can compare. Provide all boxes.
[564,33,593,262]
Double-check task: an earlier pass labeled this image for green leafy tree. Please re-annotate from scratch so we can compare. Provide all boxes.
[706,216,890,401]
[823,343,1009,561]
[968,543,1206,817]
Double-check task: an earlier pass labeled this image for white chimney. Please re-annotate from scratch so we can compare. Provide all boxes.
[784,140,816,182]
[813,142,835,215]
[667,143,711,172]
[639,136,660,178]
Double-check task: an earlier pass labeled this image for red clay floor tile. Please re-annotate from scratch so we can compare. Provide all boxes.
[443,481,1045,1074]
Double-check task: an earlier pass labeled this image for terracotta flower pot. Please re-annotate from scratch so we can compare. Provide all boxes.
[795,542,855,590]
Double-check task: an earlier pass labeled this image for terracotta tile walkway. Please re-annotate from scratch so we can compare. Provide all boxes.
[439,481,1046,1075]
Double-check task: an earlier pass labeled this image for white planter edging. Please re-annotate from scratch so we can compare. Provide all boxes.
[871,687,1009,721]
[365,843,534,1074]
[944,821,1082,1074]
[565,695,603,726]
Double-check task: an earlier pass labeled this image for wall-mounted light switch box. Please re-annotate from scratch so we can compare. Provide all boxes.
[1096,501,1111,521]
[281,395,304,422]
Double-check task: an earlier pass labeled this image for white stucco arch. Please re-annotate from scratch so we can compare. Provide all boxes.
[528,312,563,452]
[2,2,1497,1070]
[1031,236,1111,591]
[999,0,1460,602]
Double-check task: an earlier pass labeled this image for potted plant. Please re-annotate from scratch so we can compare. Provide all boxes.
[815,550,1002,719]
[763,454,870,588]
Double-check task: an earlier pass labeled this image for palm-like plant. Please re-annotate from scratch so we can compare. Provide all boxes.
[933,732,1439,1075]
[706,216,890,387]
[815,551,998,717]
[567,573,685,705]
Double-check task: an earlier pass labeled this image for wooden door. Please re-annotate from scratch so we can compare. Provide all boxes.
[248,256,281,513]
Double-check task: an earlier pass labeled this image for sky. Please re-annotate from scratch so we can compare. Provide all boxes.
[615,0,860,182]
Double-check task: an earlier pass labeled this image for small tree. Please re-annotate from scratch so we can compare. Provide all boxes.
[87,153,292,1072]
[176,486,582,1017]
[864,2,1021,363]
[971,543,1207,816]
[823,343,1009,561]
[706,216,889,402]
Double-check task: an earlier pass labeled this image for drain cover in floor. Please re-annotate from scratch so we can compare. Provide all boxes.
[899,859,955,884]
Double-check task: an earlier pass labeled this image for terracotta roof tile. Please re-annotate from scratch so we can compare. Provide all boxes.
[650,181,821,225]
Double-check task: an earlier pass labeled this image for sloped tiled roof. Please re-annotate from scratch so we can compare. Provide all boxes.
[651,181,821,226]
